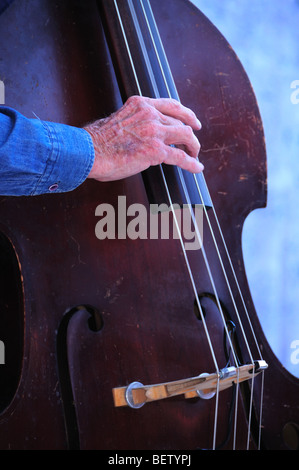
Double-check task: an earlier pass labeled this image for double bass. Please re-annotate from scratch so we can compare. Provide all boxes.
[0,0,298,450]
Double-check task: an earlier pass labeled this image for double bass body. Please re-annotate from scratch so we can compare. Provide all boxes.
[0,0,298,450]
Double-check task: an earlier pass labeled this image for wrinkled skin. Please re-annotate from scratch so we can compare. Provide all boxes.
[84,96,203,182]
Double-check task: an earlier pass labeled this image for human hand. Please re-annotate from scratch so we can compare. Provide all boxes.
[84,95,203,182]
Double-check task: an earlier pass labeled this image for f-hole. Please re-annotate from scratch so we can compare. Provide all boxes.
[0,232,24,414]
[56,304,103,449]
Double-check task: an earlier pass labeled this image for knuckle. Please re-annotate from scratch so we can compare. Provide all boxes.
[148,138,164,163]
[127,95,142,106]
[138,107,161,128]
[150,137,162,151]
[167,97,180,108]
[138,120,161,139]
[184,125,193,136]
[168,100,181,116]
[126,95,145,113]
[148,121,161,136]
[140,105,156,120]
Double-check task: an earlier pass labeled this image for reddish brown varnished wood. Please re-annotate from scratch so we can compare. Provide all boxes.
[0,0,298,450]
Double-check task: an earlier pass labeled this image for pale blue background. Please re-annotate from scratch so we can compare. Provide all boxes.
[191,0,299,377]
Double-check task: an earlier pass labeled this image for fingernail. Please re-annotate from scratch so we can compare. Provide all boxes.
[197,119,202,129]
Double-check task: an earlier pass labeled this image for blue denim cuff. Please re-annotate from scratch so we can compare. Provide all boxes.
[0,106,95,196]
[32,119,95,195]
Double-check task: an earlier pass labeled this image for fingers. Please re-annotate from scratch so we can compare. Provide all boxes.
[141,96,202,130]
[123,96,204,174]
[162,145,204,173]
[86,95,204,182]
[124,95,201,130]
[162,124,201,158]
[125,95,202,153]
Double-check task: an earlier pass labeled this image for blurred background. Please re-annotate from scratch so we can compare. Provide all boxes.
[192,0,299,377]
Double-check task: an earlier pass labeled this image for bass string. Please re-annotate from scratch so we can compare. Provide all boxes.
[123,0,222,449]
[127,0,228,364]
[113,0,219,372]
[114,0,265,449]
[136,0,253,367]
[115,0,241,450]
[139,0,263,368]
[113,0,220,450]
[134,1,261,450]
[120,0,254,450]
[192,173,266,449]
[116,3,228,452]
[139,2,266,449]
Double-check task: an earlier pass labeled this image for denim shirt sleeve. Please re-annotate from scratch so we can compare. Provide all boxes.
[0,106,95,196]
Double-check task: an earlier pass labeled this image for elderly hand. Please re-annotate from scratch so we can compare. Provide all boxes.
[84,95,203,182]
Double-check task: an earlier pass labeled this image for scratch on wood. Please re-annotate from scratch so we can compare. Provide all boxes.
[202,143,236,154]
[239,174,249,182]
[218,191,228,196]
